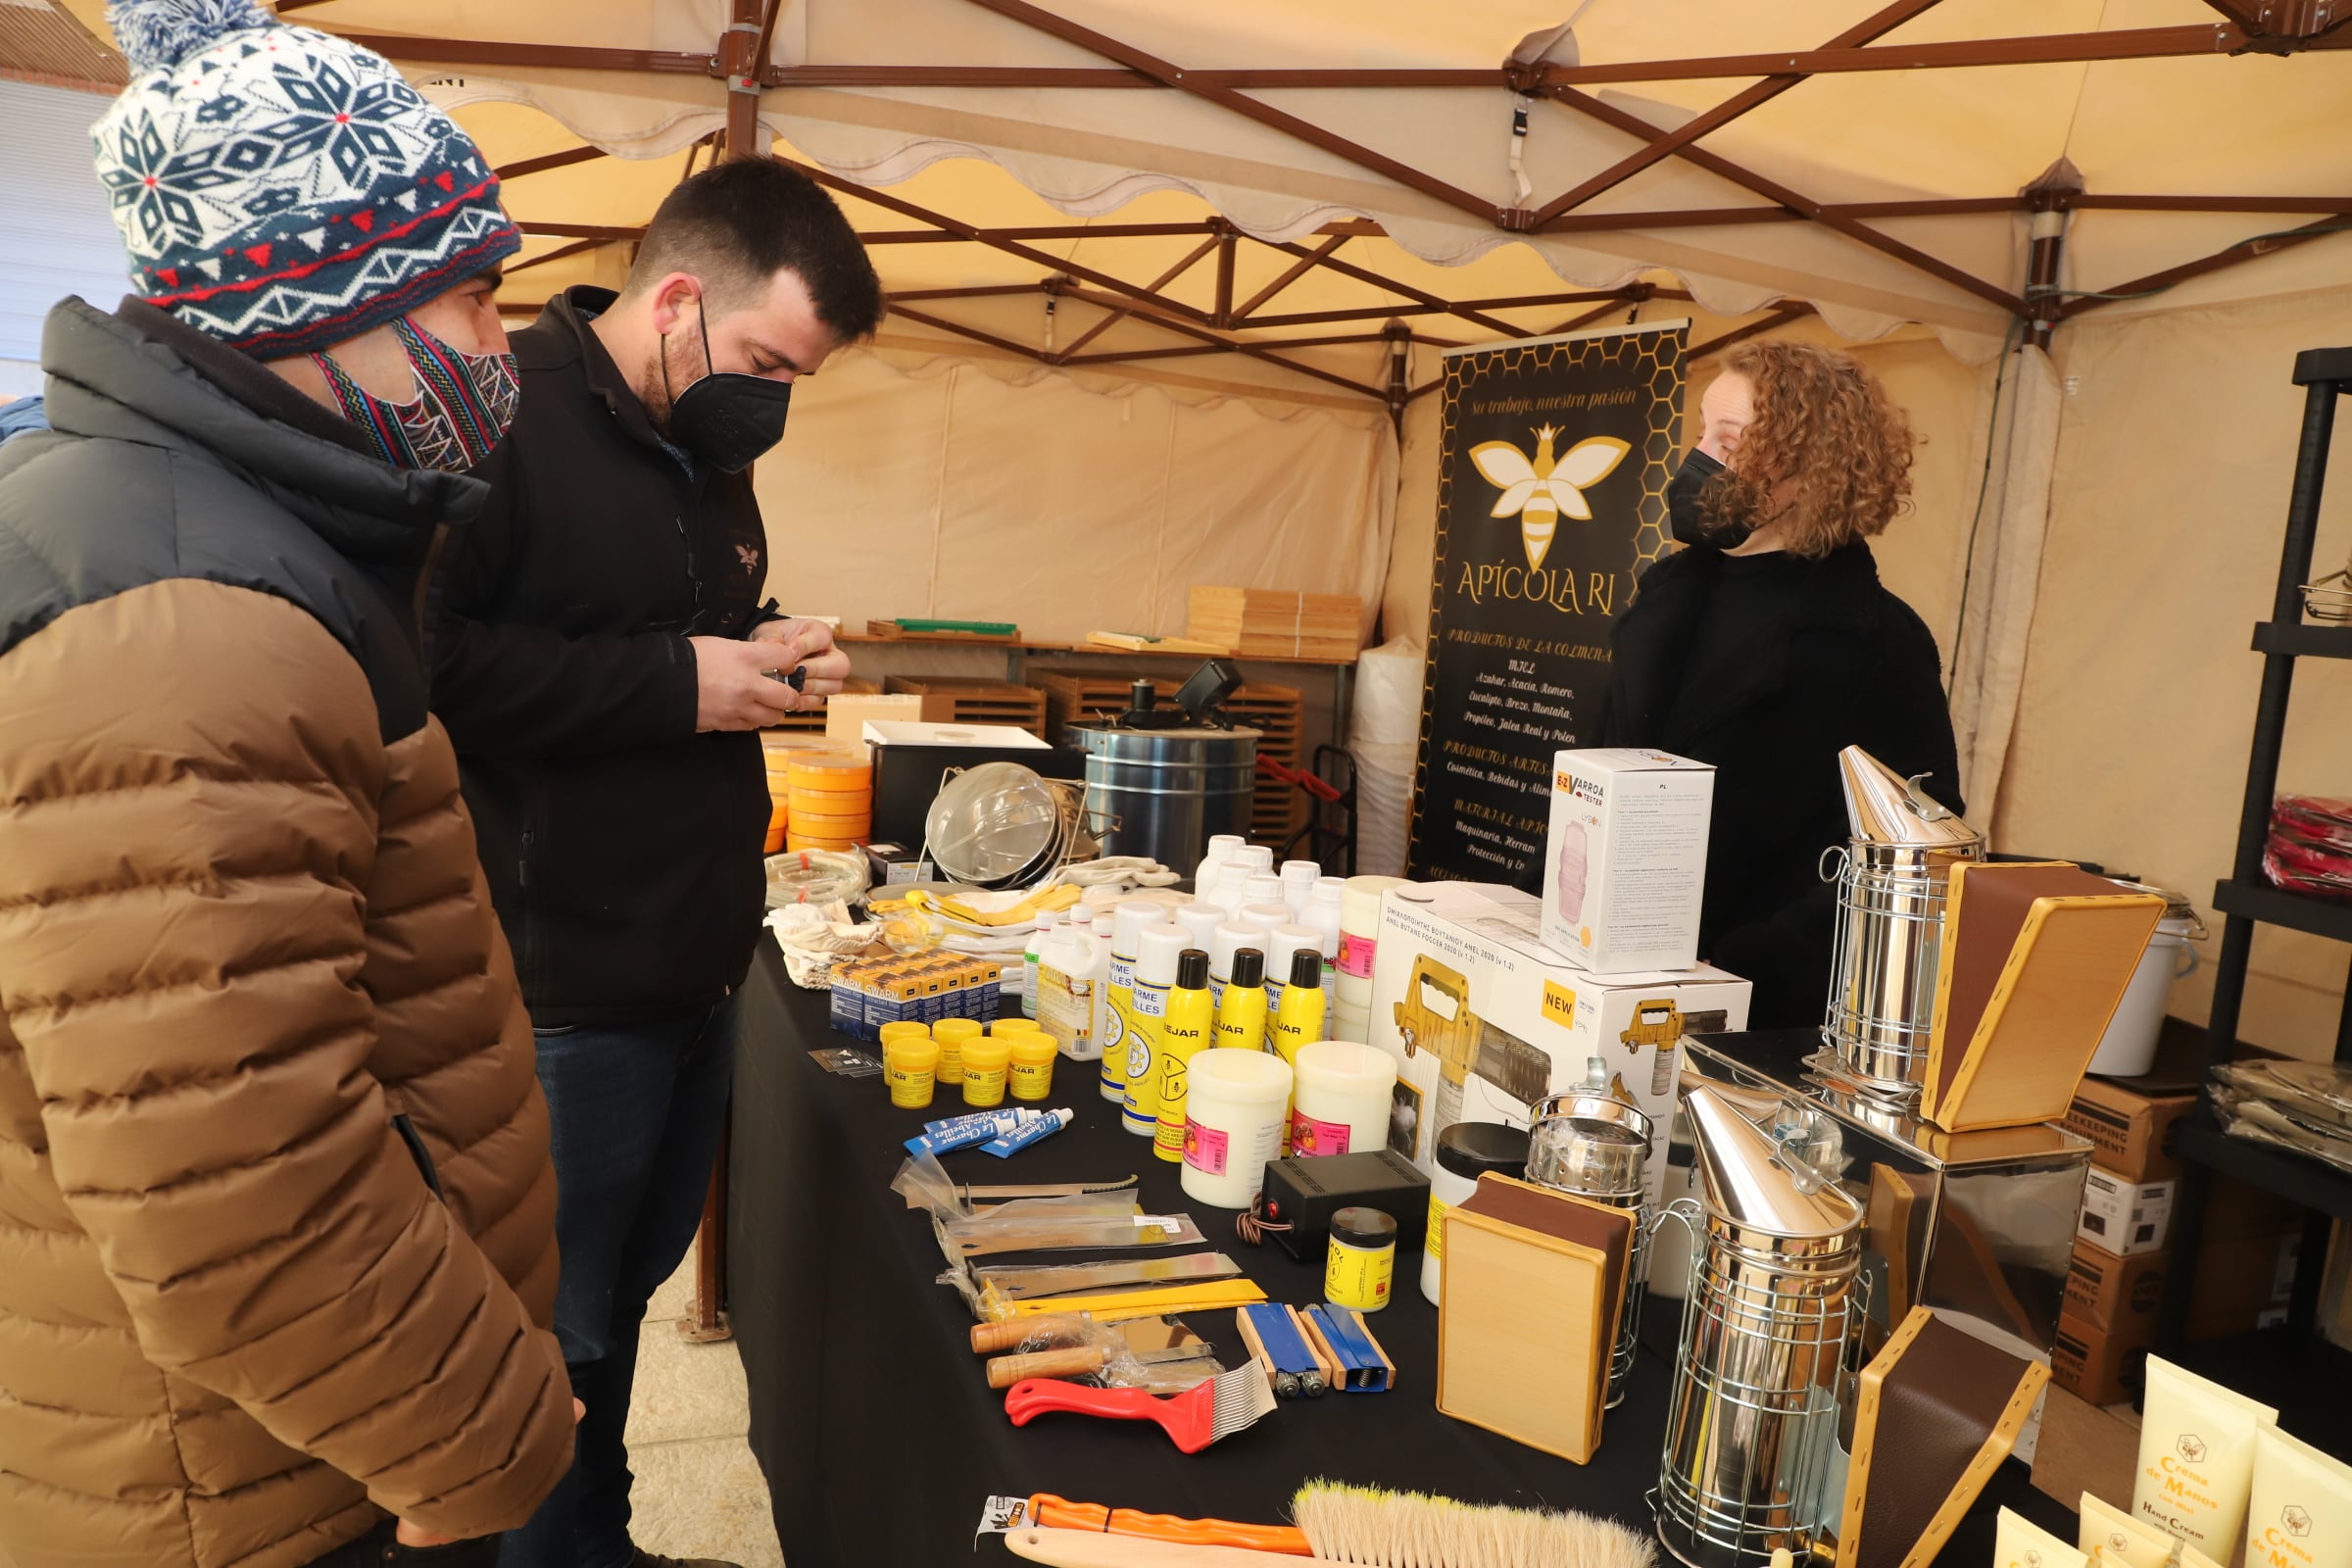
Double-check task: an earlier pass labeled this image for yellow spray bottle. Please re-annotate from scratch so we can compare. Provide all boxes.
[1267,947,1327,1069]
[1213,948,1269,1055]
[1152,949,1214,1164]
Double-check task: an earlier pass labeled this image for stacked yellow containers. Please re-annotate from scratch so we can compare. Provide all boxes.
[759,737,796,854]
[785,752,872,853]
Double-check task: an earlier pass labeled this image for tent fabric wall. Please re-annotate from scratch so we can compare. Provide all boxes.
[750,341,1396,645]
[1946,344,2061,823]
[2000,283,2352,1061]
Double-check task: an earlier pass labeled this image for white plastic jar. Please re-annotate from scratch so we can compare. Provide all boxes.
[1288,1041,1397,1158]
[1421,1121,1531,1306]
[1179,1048,1294,1208]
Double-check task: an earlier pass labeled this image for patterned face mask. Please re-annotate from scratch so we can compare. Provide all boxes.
[312,315,519,471]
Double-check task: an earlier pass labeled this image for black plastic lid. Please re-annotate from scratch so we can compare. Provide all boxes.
[1289,948,1324,988]
[1329,1205,1397,1248]
[1176,949,1210,990]
[1435,1121,1532,1181]
[1231,948,1265,988]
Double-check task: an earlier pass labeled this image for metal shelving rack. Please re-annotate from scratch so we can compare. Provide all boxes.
[2155,346,2352,1360]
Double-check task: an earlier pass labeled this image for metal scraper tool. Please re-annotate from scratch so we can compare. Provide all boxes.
[977,1251,1243,1301]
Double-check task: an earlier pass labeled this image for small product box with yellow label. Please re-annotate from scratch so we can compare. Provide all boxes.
[1541,748,1715,973]
[1367,879,1748,1213]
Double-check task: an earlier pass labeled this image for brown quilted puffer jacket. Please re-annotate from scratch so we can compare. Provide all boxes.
[0,300,573,1566]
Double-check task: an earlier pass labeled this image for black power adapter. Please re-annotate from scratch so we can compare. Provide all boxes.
[1255,1150,1431,1262]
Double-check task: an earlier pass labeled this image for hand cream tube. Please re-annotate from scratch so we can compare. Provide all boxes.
[2134,1356,2280,1553]
[2246,1424,2352,1568]
[2081,1492,2178,1568]
[2001,1507,2091,1568]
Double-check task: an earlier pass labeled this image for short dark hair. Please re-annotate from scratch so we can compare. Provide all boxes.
[625,157,883,344]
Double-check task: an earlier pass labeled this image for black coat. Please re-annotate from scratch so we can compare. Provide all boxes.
[434,286,777,1024]
[1564,541,1962,1028]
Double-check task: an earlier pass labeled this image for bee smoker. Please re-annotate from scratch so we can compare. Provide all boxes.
[1816,747,1984,1101]
[1526,1058,1654,1407]
[1654,1087,1868,1568]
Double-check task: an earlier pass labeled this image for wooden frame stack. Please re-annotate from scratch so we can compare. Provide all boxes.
[1187,587,1360,662]
[880,674,1050,739]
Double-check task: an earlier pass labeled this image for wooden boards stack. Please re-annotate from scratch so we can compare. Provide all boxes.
[1187,587,1360,662]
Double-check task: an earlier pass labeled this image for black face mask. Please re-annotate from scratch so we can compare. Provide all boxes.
[1665,446,1752,550]
[662,296,794,474]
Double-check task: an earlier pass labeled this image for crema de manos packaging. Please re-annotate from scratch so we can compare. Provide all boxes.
[1542,749,1714,972]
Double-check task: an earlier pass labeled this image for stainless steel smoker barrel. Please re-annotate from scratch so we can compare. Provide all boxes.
[1820,748,1984,1099]
[1656,1089,1866,1568]
[1527,1078,1653,1408]
[1072,723,1259,872]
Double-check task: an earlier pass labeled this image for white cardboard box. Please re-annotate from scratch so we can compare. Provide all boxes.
[2077,1168,2175,1256]
[1365,880,1750,1213]
[1542,749,1715,973]
[859,719,1050,749]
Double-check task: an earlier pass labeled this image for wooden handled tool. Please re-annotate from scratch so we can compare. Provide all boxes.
[971,1314,1089,1354]
[1025,1495,1310,1555]
[1004,1528,1344,1566]
[986,1346,1107,1389]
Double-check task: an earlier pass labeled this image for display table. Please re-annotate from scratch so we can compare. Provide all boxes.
[729,941,2077,1567]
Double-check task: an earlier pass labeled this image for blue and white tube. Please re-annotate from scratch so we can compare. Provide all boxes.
[981,1107,1075,1158]
[904,1107,1040,1158]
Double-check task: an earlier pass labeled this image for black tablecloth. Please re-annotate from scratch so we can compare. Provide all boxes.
[730,941,2078,1567]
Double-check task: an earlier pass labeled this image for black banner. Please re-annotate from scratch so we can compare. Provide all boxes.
[1408,322,1688,883]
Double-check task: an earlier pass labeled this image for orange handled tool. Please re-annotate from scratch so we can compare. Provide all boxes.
[1027,1495,1310,1556]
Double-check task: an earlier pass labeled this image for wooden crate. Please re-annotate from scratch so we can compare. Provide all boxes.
[1035,670,1305,851]
[1187,587,1360,662]
[881,675,1049,738]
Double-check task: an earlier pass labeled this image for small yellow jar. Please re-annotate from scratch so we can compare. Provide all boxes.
[1006,1032,1057,1102]
[878,1020,931,1052]
[959,1037,1011,1107]
[1323,1205,1397,1313]
[933,1018,982,1086]
[882,1035,939,1110]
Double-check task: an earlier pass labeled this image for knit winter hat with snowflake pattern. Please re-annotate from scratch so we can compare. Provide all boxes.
[92,0,520,358]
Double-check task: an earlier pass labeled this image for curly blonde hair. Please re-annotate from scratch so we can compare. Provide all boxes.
[1708,340,1915,559]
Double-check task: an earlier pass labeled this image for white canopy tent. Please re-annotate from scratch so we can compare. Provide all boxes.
[24,0,2352,1056]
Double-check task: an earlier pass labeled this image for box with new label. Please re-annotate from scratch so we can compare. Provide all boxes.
[1366,880,1749,1213]
[2061,1075,2196,1183]
[1542,749,1714,973]
[2076,1168,2173,1255]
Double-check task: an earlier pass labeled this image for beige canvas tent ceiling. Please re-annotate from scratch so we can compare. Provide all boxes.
[31,0,2352,408]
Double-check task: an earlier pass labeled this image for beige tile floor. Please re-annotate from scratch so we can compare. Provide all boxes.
[625,1250,786,1567]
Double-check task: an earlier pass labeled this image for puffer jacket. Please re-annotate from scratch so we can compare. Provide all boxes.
[0,299,573,1567]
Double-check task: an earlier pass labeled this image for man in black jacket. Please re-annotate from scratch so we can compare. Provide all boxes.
[434,157,882,1568]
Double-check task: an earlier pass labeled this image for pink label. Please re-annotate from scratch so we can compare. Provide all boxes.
[1288,1110,1351,1158]
[1337,932,1378,979]
[1184,1119,1229,1176]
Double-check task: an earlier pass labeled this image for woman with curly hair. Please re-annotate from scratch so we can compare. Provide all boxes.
[1594,340,1960,1028]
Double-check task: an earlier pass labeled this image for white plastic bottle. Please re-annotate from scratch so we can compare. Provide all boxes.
[1193,834,1245,899]
[1305,878,1345,981]
[1102,901,1170,1103]
[1036,916,1108,1062]
[1171,900,1225,956]
[1241,872,1286,911]
[1280,859,1320,919]
[1263,924,1320,1015]
[1089,912,1117,1061]
[1021,907,1066,1019]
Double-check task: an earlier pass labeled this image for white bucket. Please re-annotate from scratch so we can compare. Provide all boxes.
[2085,916,2200,1078]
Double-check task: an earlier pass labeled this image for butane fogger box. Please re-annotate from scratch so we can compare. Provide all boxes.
[1542,749,1715,973]
[1365,880,1749,1214]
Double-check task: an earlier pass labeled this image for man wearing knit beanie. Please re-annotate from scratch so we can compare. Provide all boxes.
[0,3,577,1565]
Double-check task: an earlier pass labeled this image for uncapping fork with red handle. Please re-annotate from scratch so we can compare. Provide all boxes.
[1003,1364,1276,1453]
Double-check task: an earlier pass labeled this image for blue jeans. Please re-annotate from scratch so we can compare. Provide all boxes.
[500,997,739,1568]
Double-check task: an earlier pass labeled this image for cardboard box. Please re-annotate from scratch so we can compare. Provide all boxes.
[2064,1234,2298,1352]
[1541,749,1714,973]
[2052,1307,2149,1405]
[1368,881,1750,1212]
[2079,1167,2174,1255]
[2064,1076,2197,1183]
[2031,1383,2142,1511]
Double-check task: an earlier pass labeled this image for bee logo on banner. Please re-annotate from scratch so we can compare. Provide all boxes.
[1409,322,1687,884]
